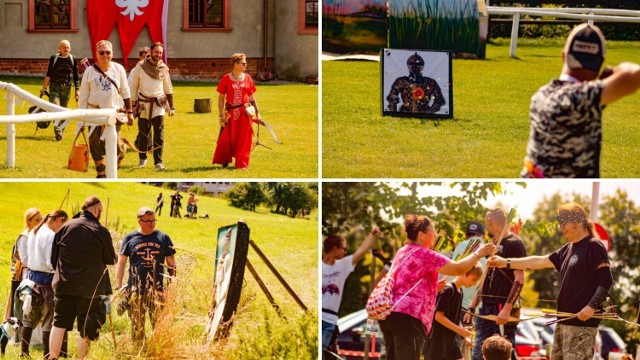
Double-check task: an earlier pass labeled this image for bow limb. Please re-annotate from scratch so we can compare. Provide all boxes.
[463,310,522,323]
[257,118,282,145]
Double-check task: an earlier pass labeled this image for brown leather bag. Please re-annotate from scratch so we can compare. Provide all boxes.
[68,129,89,172]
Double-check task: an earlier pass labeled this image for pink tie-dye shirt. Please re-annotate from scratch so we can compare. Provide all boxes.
[391,243,450,334]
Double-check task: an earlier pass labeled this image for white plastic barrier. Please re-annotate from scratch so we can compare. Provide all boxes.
[487,6,640,58]
[0,81,120,178]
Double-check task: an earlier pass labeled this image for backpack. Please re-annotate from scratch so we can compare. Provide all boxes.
[29,90,51,133]
[51,54,75,68]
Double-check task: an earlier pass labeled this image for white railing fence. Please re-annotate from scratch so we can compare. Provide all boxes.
[0,81,120,178]
[486,6,640,58]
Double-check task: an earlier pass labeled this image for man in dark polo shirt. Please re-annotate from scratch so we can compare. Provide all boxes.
[48,196,116,360]
[40,39,79,141]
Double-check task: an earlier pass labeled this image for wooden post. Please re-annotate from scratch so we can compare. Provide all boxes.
[249,240,307,311]
[510,12,520,58]
[6,91,15,168]
[245,259,284,319]
[194,98,212,113]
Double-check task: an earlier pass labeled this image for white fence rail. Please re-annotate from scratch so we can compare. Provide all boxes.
[0,81,120,178]
[487,6,640,58]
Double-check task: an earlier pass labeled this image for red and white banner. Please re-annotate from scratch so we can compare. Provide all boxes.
[87,0,168,66]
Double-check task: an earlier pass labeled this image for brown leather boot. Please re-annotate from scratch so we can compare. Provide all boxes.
[20,326,32,357]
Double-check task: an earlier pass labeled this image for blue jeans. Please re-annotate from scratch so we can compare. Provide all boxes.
[321,320,337,350]
[471,304,518,360]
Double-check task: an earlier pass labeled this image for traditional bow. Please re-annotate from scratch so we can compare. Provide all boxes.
[252,118,282,149]
[463,310,524,324]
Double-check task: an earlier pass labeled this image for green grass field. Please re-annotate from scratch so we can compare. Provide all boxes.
[323,38,640,178]
[0,182,318,359]
[0,78,318,178]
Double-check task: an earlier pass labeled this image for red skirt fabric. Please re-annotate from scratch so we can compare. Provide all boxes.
[212,112,254,169]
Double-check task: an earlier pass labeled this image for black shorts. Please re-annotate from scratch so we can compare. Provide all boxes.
[52,294,106,340]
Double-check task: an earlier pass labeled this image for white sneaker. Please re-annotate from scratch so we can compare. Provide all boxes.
[138,159,147,168]
[155,163,165,170]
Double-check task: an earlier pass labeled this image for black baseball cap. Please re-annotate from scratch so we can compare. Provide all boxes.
[465,222,485,237]
[565,24,606,72]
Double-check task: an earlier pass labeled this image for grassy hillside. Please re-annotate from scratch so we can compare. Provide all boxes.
[0,182,318,359]
[323,38,640,178]
[0,78,318,178]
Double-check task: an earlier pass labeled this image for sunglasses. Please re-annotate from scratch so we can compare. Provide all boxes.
[140,219,157,224]
[98,50,112,55]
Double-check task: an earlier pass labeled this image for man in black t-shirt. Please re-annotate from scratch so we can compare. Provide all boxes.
[49,196,116,360]
[41,39,80,141]
[487,203,612,359]
[115,207,176,341]
[468,208,526,360]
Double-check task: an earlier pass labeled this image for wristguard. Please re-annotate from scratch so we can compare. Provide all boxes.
[506,280,523,305]
[588,266,613,309]
[166,94,174,109]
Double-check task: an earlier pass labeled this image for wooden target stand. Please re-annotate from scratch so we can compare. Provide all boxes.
[245,239,308,318]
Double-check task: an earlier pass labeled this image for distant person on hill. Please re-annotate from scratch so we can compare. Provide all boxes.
[170,191,182,218]
[155,192,164,216]
[186,192,198,218]
[522,23,640,178]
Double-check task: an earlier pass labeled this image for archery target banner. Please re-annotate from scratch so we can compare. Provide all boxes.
[381,48,453,118]
[205,221,250,343]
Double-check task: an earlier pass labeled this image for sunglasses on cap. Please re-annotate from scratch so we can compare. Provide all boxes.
[98,50,112,55]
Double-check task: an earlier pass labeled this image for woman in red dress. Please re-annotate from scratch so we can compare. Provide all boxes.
[213,53,262,169]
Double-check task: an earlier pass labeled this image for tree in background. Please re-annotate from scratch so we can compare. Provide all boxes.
[265,182,317,217]
[226,183,267,211]
[599,189,640,353]
[227,183,318,215]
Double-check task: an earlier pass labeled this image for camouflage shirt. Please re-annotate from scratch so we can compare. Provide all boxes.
[521,78,604,178]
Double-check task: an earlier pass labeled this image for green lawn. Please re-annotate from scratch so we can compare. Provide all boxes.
[0,78,318,178]
[322,38,640,178]
[0,182,318,359]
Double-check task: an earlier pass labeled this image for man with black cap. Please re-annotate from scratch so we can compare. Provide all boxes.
[522,23,640,178]
[386,52,446,114]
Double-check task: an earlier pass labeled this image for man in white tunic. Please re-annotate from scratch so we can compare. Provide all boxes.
[129,42,174,170]
[78,40,135,178]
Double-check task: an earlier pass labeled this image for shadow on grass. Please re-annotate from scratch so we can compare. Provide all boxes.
[178,165,233,172]
[0,135,58,142]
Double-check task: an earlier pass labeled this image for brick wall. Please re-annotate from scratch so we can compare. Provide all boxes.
[0,57,276,82]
